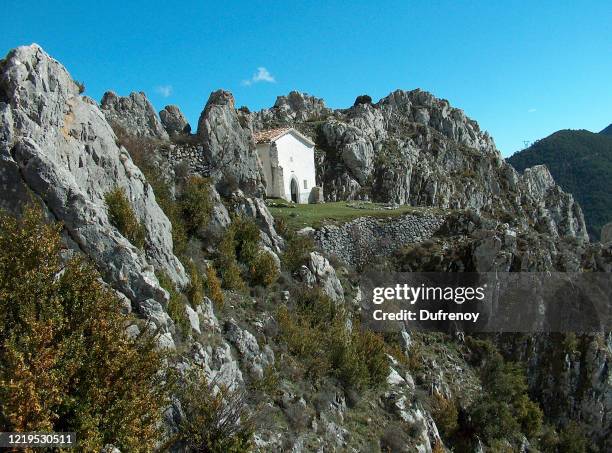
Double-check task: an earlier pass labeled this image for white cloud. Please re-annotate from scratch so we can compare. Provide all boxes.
[155,85,173,97]
[528,108,537,113]
[241,67,276,86]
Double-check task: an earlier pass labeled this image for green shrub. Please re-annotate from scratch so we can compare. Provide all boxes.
[204,265,224,307]
[282,234,314,272]
[0,205,167,451]
[277,287,388,390]
[186,260,204,308]
[157,271,190,338]
[430,391,459,439]
[467,350,543,445]
[180,176,213,236]
[231,216,261,265]
[215,216,266,291]
[558,421,588,453]
[104,187,146,248]
[221,262,247,292]
[249,251,279,287]
[173,368,254,453]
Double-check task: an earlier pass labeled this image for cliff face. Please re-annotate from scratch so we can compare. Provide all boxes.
[0,45,186,346]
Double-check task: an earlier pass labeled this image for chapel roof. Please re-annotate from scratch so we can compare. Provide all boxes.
[254,127,315,146]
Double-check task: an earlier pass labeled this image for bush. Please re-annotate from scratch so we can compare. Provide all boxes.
[231,216,261,265]
[277,287,388,390]
[282,234,314,272]
[0,205,167,451]
[180,176,213,236]
[249,251,279,287]
[205,265,224,307]
[331,325,388,390]
[186,260,204,308]
[558,421,588,453]
[105,187,146,248]
[466,349,543,446]
[75,80,85,94]
[353,94,372,106]
[274,216,289,238]
[215,216,266,291]
[430,391,459,439]
[157,271,190,338]
[173,368,254,452]
[222,262,247,292]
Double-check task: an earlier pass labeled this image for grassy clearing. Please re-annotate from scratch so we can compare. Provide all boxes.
[266,200,420,231]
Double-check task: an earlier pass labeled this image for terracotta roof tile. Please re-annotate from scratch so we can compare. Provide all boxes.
[253,127,292,144]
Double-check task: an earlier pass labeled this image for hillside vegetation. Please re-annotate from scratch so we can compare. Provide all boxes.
[507,129,612,240]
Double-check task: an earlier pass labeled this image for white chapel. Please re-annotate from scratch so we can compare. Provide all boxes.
[254,127,321,203]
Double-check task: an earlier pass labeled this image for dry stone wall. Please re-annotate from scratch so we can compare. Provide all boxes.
[313,212,446,267]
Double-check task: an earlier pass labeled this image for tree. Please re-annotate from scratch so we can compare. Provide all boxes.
[0,204,168,451]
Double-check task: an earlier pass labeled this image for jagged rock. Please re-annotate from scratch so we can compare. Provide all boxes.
[387,368,407,386]
[100,91,169,140]
[192,341,244,390]
[196,90,265,196]
[0,45,186,316]
[232,192,284,252]
[139,298,173,333]
[297,265,316,286]
[159,104,191,136]
[600,222,612,244]
[520,165,588,240]
[319,121,374,185]
[185,304,201,335]
[225,319,274,379]
[156,332,176,350]
[307,252,344,302]
[250,88,587,243]
[251,91,331,129]
[198,297,220,331]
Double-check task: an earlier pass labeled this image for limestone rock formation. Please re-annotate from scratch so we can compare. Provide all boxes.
[196,90,265,196]
[306,252,344,302]
[159,104,191,136]
[0,44,186,315]
[251,91,331,129]
[100,91,169,140]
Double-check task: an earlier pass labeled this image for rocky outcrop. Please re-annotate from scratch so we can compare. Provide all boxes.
[0,45,186,315]
[307,252,344,301]
[196,90,265,196]
[251,91,331,129]
[100,91,169,140]
[231,191,284,252]
[520,165,588,241]
[225,319,274,379]
[159,104,191,136]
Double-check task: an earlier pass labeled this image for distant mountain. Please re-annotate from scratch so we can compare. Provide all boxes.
[507,129,612,240]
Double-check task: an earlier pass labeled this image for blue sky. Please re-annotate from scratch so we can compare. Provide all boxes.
[1,0,610,156]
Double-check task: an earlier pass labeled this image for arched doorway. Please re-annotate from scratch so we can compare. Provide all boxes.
[290,177,299,203]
